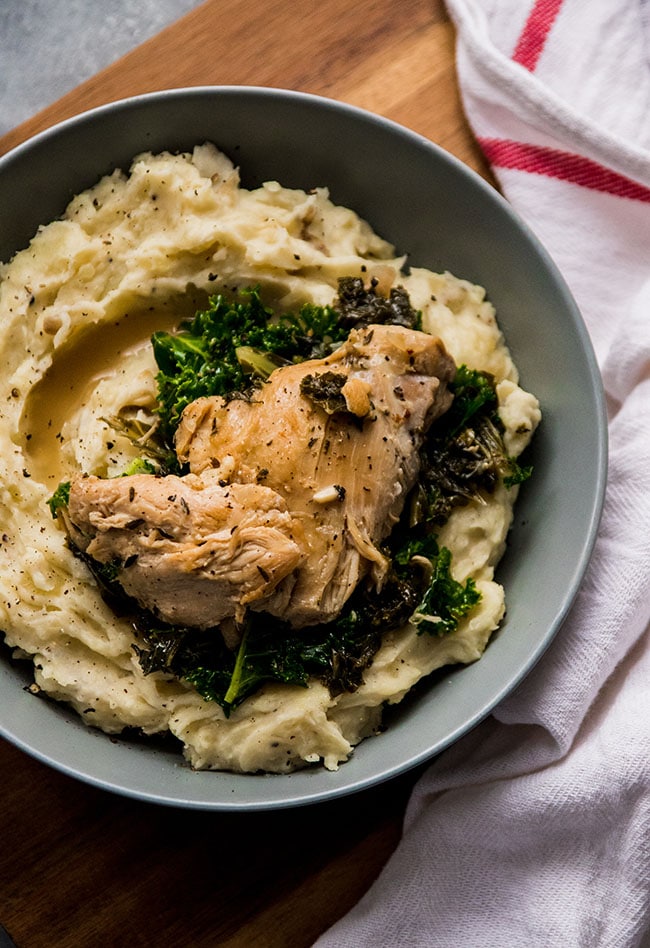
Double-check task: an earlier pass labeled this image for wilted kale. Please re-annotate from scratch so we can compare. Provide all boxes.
[129,531,479,714]
[151,277,423,441]
[387,530,481,635]
[409,364,533,526]
[132,606,383,714]
[409,546,481,635]
[299,370,349,415]
[336,275,422,330]
[151,285,350,438]
[47,480,71,518]
[101,410,179,474]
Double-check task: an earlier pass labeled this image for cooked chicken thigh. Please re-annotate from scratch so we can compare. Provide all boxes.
[177,323,456,625]
[65,323,455,634]
[65,471,304,628]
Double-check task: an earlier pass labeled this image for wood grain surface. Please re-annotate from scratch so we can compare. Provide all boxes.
[0,1,490,945]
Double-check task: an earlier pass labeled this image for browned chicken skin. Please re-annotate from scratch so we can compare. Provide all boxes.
[66,323,456,636]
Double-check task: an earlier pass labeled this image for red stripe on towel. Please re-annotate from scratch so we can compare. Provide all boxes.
[512,0,565,71]
[479,137,650,203]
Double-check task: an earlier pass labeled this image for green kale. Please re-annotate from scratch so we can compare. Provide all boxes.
[70,548,126,605]
[132,621,235,701]
[101,409,179,474]
[151,286,348,438]
[336,276,422,330]
[503,460,534,488]
[411,365,533,526]
[299,371,349,415]
[47,480,71,518]
[121,457,158,477]
[389,530,481,636]
[150,278,422,441]
[446,363,497,437]
[132,605,383,714]
[410,545,481,636]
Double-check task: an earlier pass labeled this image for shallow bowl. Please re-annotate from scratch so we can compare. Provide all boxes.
[0,87,607,809]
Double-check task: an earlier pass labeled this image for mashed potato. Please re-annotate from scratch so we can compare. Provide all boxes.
[0,144,540,773]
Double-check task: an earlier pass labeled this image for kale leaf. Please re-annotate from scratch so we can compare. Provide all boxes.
[150,277,423,441]
[100,528,481,715]
[336,275,422,330]
[389,531,481,636]
[411,545,481,635]
[410,364,533,526]
[132,608,382,714]
[151,285,348,438]
[299,371,349,415]
[47,480,71,518]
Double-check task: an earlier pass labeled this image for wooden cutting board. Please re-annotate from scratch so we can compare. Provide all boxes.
[0,2,491,945]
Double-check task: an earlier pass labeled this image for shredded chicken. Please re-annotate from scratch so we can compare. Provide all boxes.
[65,471,304,628]
[65,323,455,636]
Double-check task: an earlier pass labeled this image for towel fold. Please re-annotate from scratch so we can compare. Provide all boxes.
[315,2,650,944]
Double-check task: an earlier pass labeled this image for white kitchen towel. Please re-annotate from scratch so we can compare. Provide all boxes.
[315,2,650,946]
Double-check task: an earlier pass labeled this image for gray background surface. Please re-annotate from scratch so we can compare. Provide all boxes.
[0,0,202,138]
